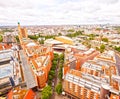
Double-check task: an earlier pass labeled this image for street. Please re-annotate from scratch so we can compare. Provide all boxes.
[19,50,37,89]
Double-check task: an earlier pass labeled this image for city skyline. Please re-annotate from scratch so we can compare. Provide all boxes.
[0,0,120,25]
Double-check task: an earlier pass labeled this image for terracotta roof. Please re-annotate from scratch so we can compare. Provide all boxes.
[7,90,13,99]
[24,89,36,99]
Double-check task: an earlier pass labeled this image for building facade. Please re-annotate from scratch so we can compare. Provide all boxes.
[18,23,53,89]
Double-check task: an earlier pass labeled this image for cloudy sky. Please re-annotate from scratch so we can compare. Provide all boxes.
[0,0,120,25]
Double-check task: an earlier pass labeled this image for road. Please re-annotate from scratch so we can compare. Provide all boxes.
[115,53,120,76]
[19,50,37,89]
[50,58,60,99]
[105,45,120,76]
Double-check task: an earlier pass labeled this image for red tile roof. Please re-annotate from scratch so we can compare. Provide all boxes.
[24,89,36,99]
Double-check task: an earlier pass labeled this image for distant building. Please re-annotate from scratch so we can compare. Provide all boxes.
[3,33,16,44]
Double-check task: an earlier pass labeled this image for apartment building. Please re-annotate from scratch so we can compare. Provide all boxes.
[0,45,21,96]
[63,69,101,99]
[18,23,53,89]
[63,69,120,99]
[63,50,120,99]
[7,87,36,99]
[63,47,99,76]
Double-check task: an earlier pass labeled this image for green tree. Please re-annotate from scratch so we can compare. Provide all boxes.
[58,33,62,36]
[88,34,95,40]
[66,30,82,37]
[45,35,56,39]
[60,60,64,64]
[15,36,20,42]
[48,75,53,81]
[28,35,39,40]
[100,44,105,53]
[39,39,44,44]
[58,70,63,80]
[53,60,57,65]
[55,83,62,94]
[96,28,101,31]
[41,85,52,99]
[67,29,74,32]
[59,53,64,60]
[48,80,52,86]
[96,47,99,51]
[100,44,105,49]
[54,53,59,58]
[114,46,120,52]
[0,35,3,42]
[102,38,109,42]
[49,70,55,76]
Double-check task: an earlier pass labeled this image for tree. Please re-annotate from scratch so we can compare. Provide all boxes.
[53,60,57,65]
[59,53,64,60]
[28,35,39,40]
[66,30,82,37]
[41,85,52,99]
[0,35,3,42]
[15,36,19,42]
[48,75,53,81]
[60,60,64,64]
[102,38,108,42]
[54,53,59,58]
[114,46,120,52]
[100,44,105,49]
[58,33,62,36]
[59,64,63,68]
[96,28,101,31]
[96,47,99,51]
[51,65,56,70]
[48,80,52,86]
[39,39,44,44]
[67,29,74,32]
[55,83,62,94]
[100,44,105,53]
[58,70,63,80]
[88,34,95,40]
[45,35,56,39]
[49,70,55,76]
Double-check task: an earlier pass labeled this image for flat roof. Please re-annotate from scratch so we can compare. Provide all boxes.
[45,39,63,45]
[0,63,13,79]
[0,50,13,62]
[57,36,73,41]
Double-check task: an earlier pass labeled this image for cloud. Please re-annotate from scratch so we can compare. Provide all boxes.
[0,0,120,25]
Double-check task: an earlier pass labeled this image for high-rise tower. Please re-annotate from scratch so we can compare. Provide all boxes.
[18,22,28,42]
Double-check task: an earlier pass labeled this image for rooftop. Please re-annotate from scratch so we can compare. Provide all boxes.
[0,63,13,79]
[96,50,116,63]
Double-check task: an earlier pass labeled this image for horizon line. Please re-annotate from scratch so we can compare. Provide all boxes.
[1,23,120,27]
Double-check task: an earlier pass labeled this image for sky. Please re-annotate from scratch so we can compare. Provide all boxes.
[0,0,120,25]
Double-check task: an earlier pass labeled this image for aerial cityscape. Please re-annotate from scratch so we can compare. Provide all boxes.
[0,0,120,99]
